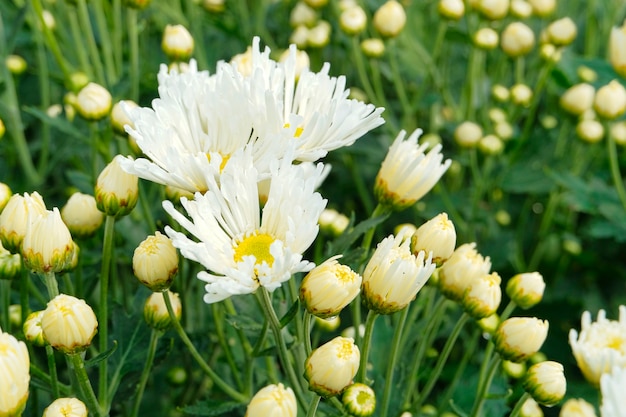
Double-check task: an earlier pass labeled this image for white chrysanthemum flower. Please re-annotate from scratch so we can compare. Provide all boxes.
[600,366,626,417]
[163,150,327,303]
[569,306,626,386]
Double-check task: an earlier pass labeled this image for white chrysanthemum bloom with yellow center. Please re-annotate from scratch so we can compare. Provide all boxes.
[560,398,597,417]
[600,366,626,417]
[43,397,88,417]
[164,150,327,303]
[569,306,626,386]
[245,383,297,417]
[0,328,30,417]
[374,129,451,211]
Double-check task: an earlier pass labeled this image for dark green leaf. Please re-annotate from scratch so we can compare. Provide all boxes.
[279,299,300,328]
[180,400,244,416]
[327,213,389,255]
[22,106,86,141]
[85,340,118,368]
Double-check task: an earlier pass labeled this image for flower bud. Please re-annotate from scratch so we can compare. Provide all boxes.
[477,313,500,335]
[315,315,341,332]
[95,155,139,218]
[42,294,98,354]
[162,25,194,61]
[305,336,360,397]
[133,231,179,291]
[594,80,626,120]
[304,0,328,7]
[0,328,30,417]
[300,256,362,318]
[202,0,224,12]
[576,119,604,144]
[477,0,510,20]
[43,397,88,417]
[289,25,310,49]
[540,43,561,62]
[0,241,21,280]
[510,0,532,18]
[0,182,11,212]
[0,118,5,139]
[610,121,626,147]
[454,121,483,148]
[6,54,27,75]
[373,0,406,38]
[342,383,376,416]
[307,20,332,48]
[76,82,112,121]
[123,0,151,9]
[560,398,597,417]
[479,134,504,155]
[23,310,46,346]
[511,83,533,106]
[495,121,514,141]
[61,192,105,239]
[144,291,181,331]
[363,234,436,314]
[506,272,545,309]
[546,17,577,46]
[493,317,549,362]
[0,192,47,253]
[560,83,595,116]
[502,359,527,379]
[111,100,138,135]
[411,213,456,266]
[438,0,465,20]
[528,0,555,17]
[68,71,89,93]
[521,398,544,417]
[610,21,626,78]
[340,6,367,35]
[524,361,566,406]
[501,22,535,57]
[492,84,510,102]
[461,272,502,319]
[438,243,491,302]
[474,28,499,50]
[279,48,310,80]
[22,208,76,274]
[245,383,296,417]
[361,38,386,58]
[319,209,350,236]
[290,2,317,27]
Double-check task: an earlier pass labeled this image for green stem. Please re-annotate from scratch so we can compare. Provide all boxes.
[411,312,469,412]
[42,271,60,299]
[389,39,414,130]
[351,36,379,105]
[357,310,379,383]
[162,290,247,402]
[45,344,61,399]
[69,353,104,417]
[127,8,140,101]
[93,0,116,84]
[33,20,51,177]
[469,354,502,417]
[76,0,106,85]
[29,0,72,81]
[607,128,626,212]
[380,307,410,417]
[20,268,30,327]
[306,395,321,417]
[68,10,93,80]
[212,303,243,391]
[138,182,156,233]
[584,0,598,57]
[509,392,531,417]
[112,0,123,75]
[0,280,10,331]
[360,204,389,257]
[99,215,116,412]
[499,300,517,322]
[257,288,307,409]
[303,310,313,356]
[130,329,161,417]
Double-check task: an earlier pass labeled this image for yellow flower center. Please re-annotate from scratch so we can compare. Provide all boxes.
[335,265,358,283]
[284,123,304,138]
[606,335,626,352]
[337,339,355,359]
[233,232,275,267]
[206,152,231,172]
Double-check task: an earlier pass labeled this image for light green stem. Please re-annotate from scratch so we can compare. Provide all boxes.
[357,310,379,383]
[42,271,60,299]
[33,20,51,177]
[163,290,247,403]
[360,204,389,257]
[351,36,379,105]
[469,354,502,417]
[212,303,243,391]
[76,0,106,85]
[45,344,61,399]
[509,392,531,417]
[93,0,116,84]
[303,311,313,356]
[380,307,410,417]
[607,129,626,212]
[306,395,321,417]
[499,300,517,322]
[0,280,10,331]
[127,8,140,101]
[29,0,72,81]
[130,329,161,417]
[69,353,104,417]
[68,10,93,79]
[99,215,116,412]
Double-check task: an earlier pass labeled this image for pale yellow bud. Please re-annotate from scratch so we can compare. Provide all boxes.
[341,324,365,339]
[162,24,194,61]
[528,0,555,17]
[8,305,21,329]
[76,82,112,121]
[0,118,5,140]
[245,383,297,417]
[479,134,504,155]
[524,361,566,406]
[521,398,544,417]
[594,80,626,119]
[307,20,332,48]
[340,6,367,35]
[511,83,533,106]
[6,54,27,75]
[165,185,195,204]
[510,0,532,18]
[411,212,456,266]
[230,46,254,77]
[42,9,56,30]
[610,121,626,146]
[495,121,514,141]
[0,329,30,417]
[473,28,499,50]
[506,272,545,309]
[560,398,597,417]
[95,155,139,218]
[68,71,89,93]
[0,182,11,212]
[22,208,76,274]
[439,243,491,301]
[304,0,328,8]
[61,192,104,239]
[314,315,341,332]
[361,38,386,58]
[23,310,46,346]
[43,397,88,417]
[610,22,626,78]
[290,2,317,28]
[540,44,561,62]
[123,0,151,9]
[133,231,179,291]
[560,83,595,115]
[495,209,511,226]
[342,383,376,416]
[305,336,360,396]
[46,104,63,118]
[0,240,22,280]
[477,0,510,20]
[111,100,139,135]
[279,48,310,80]
[492,84,510,102]
[395,223,417,237]
[576,119,604,144]
[502,359,527,379]
[319,208,349,236]
[477,313,500,334]
[438,0,465,20]
[42,294,98,354]
[454,121,483,148]
[577,66,597,83]
[0,192,46,253]
[202,0,225,13]
[462,272,502,319]
[373,0,406,38]
[143,291,181,331]
[546,17,577,46]
[338,0,358,11]
[501,22,535,57]
[300,256,362,318]
[290,25,310,49]
[493,317,549,362]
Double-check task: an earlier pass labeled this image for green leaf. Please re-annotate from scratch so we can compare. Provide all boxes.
[22,106,86,141]
[85,340,118,368]
[500,162,554,194]
[327,213,389,256]
[279,299,300,328]
[180,400,244,416]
